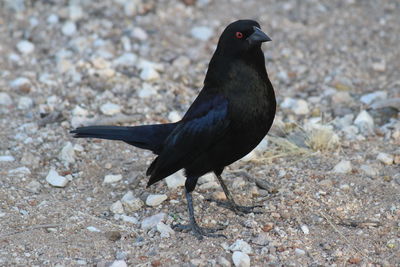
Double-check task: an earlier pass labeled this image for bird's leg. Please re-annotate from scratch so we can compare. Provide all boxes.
[210,175,262,215]
[172,188,226,240]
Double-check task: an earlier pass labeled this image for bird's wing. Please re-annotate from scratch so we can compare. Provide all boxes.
[147,92,230,185]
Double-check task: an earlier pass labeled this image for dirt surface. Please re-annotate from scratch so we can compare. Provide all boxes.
[1,0,399,266]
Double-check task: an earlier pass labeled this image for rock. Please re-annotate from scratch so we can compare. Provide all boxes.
[21,152,40,168]
[232,251,250,267]
[372,61,386,72]
[140,66,160,81]
[86,226,101,232]
[141,212,166,230]
[360,91,387,105]
[300,225,310,235]
[251,233,269,246]
[360,165,378,176]
[172,56,191,68]
[10,77,31,92]
[59,142,75,165]
[62,21,77,36]
[17,96,33,110]
[332,160,352,174]
[331,91,353,105]
[100,102,121,115]
[199,181,220,190]
[198,173,215,184]
[165,170,186,189]
[47,14,59,24]
[72,106,89,117]
[123,0,137,16]
[354,110,374,134]
[281,98,309,115]
[138,83,157,98]
[9,167,31,176]
[119,214,139,224]
[17,40,35,54]
[103,174,123,183]
[146,194,168,206]
[132,27,148,41]
[168,110,181,122]
[113,53,137,67]
[191,26,213,41]
[217,256,231,267]
[25,180,42,193]
[109,260,127,267]
[110,200,124,214]
[69,5,84,21]
[377,152,393,165]
[46,169,69,187]
[0,92,13,106]
[295,248,306,256]
[229,239,252,254]
[0,155,15,162]
[156,222,174,238]
[121,191,143,212]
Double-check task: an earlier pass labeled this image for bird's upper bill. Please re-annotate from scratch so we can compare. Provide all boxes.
[247,26,271,45]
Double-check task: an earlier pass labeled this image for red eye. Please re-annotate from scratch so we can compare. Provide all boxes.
[235,32,243,39]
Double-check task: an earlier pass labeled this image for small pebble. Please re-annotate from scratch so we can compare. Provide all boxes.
[354,110,374,134]
[229,239,252,254]
[62,21,77,36]
[105,231,122,242]
[377,152,394,165]
[232,251,250,267]
[0,92,13,106]
[104,174,123,183]
[10,77,31,92]
[141,212,166,230]
[109,260,127,267]
[86,226,101,232]
[295,248,306,256]
[360,165,378,176]
[132,27,148,40]
[168,110,181,122]
[217,256,231,267]
[140,66,160,81]
[110,200,124,214]
[25,180,42,193]
[47,14,59,24]
[0,155,15,162]
[146,194,168,206]
[17,40,35,54]
[138,83,157,98]
[360,91,387,105]
[100,102,121,116]
[69,5,84,21]
[332,160,352,174]
[165,171,186,189]
[113,53,137,67]
[18,96,33,110]
[300,225,310,235]
[46,169,69,187]
[156,222,174,238]
[191,26,213,41]
[59,142,75,165]
[121,191,143,212]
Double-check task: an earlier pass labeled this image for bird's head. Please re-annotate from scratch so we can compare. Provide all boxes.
[216,20,271,56]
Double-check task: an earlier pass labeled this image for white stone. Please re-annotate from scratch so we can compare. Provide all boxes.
[121,191,143,212]
[360,91,387,105]
[69,5,84,21]
[72,106,89,117]
[165,170,186,189]
[132,27,148,40]
[17,40,35,54]
[104,174,123,183]
[354,110,374,134]
[146,194,168,206]
[232,251,250,267]
[295,248,306,256]
[372,61,386,72]
[138,83,157,98]
[229,239,252,254]
[0,92,12,106]
[9,166,31,176]
[0,155,15,162]
[360,165,378,176]
[124,1,137,16]
[86,226,101,232]
[280,97,296,109]
[113,53,137,67]
[140,66,160,81]
[110,200,124,214]
[110,260,127,267]
[156,222,174,238]
[191,26,213,41]
[168,110,181,122]
[199,181,220,190]
[332,160,352,174]
[59,142,75,164]
[26,180,41,193]
[62,21,77,36]
[141,212,166,230]
[10,77,31,91]
[18,96,33,110]
[120,214,139,224]
[377,152,393,165]
[47,14,59,24]
[300,225,310,235]
[292,99,309,115]
[198,173,215,184]
[100,102,121,115]
[46,169,69,187]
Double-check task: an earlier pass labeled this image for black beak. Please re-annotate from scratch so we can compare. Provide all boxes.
[247,26,271,45]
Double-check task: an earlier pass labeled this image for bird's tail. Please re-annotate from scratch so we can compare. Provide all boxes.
[70,124,176,154]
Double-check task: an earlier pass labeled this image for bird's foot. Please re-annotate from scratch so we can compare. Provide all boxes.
[172,222,227,240]
[206,199,263,216]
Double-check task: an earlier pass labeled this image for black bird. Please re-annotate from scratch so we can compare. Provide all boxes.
[71,20,276,239]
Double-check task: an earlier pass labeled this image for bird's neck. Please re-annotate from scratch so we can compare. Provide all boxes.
[204,48,268,87]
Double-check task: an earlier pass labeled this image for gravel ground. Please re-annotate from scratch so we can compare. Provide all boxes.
[1,0,399,266]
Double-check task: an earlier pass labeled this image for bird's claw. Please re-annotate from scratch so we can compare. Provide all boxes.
[172,223,227,240]
[206,198,263,216]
